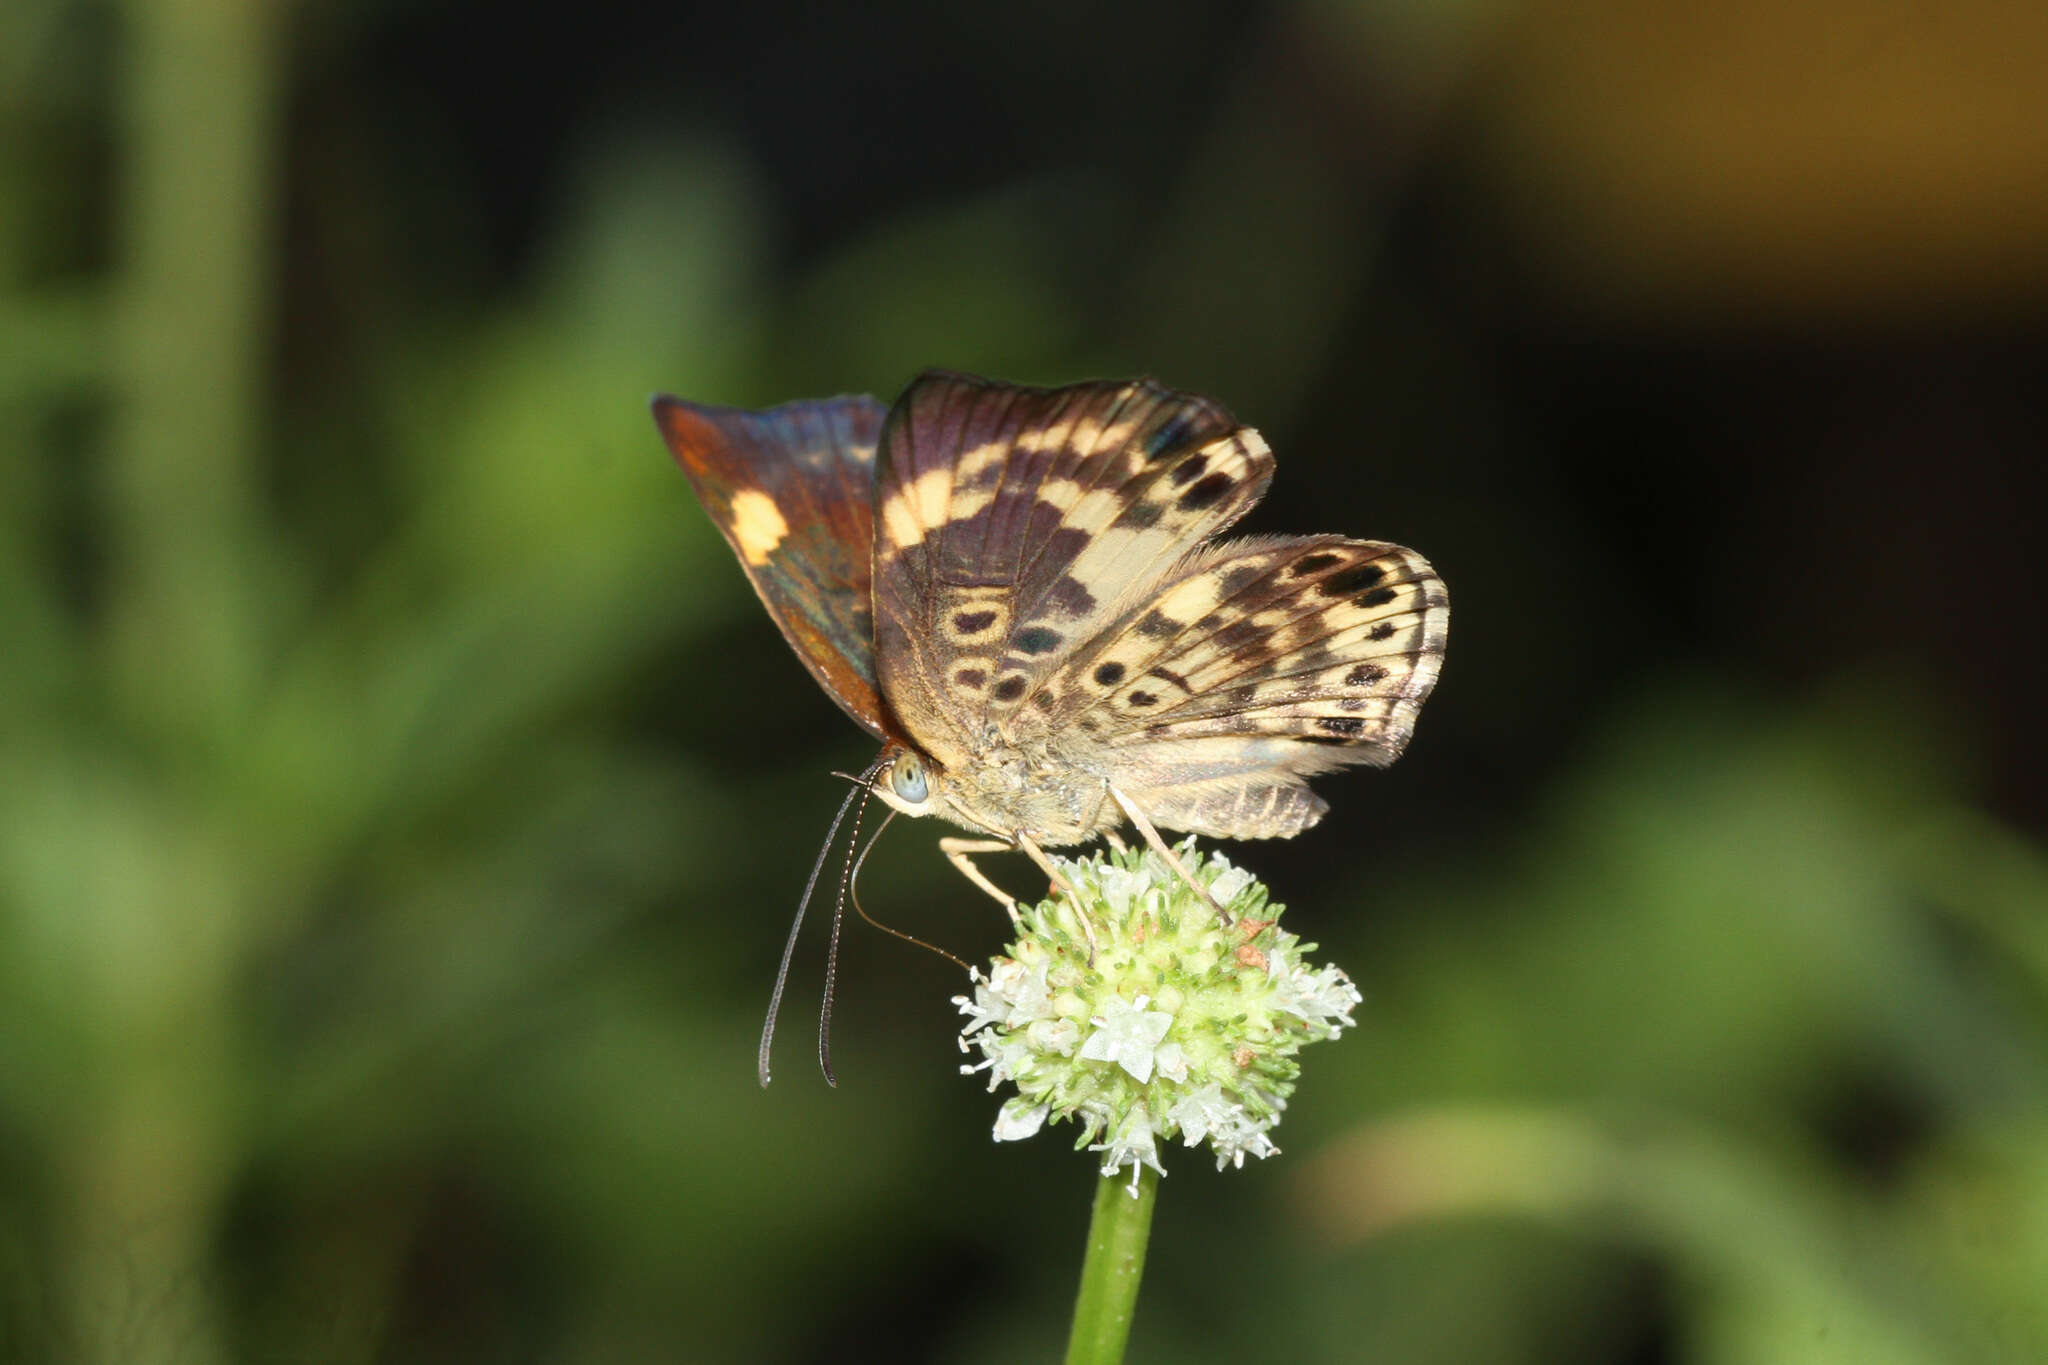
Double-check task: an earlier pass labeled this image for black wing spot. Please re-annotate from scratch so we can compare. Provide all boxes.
[1168,452,1210,487]
[1319,563,1386,597]
[1149,665,1191,691]
[1014,626,1063,655]
[1213,620,1266,653]
[960,456,1010,491]
[1317,716,1365,737]
[1136,610,1183,640]
[1217,564,1265,596]
[1093,662,1126,687]
[1145,409,1209,460]
[992,675,1028,703]
[954,667,987,690]
[1356,586,1398,610]
[1047,575,1097,617]
[1291,551,1342,577]
[1031,525,1090,572]
[953,610,997,636]
[1176,471,1234,511]
[1345,663,1388,687]
[1368,621,1396,642]
[1121,498,1166,530]
[1127,690,1159,708]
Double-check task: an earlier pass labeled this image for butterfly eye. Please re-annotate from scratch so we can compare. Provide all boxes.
[890,754,929,803]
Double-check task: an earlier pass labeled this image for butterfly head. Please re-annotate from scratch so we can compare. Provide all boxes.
[869,745,947,821]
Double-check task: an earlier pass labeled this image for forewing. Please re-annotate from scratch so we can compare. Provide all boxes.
[654,393,890,738]
[870,370,1273,760]
[1040,534,1449,835]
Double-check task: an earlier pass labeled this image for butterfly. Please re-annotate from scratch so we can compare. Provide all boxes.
[654,370,1448,916]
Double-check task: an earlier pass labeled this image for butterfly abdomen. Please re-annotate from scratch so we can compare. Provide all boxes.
[1139,780,1329,841]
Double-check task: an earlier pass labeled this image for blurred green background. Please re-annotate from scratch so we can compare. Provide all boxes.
[5,0,2047,1360]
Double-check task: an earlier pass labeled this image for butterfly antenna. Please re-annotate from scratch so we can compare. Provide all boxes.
[815,766,885,1086]
[758,753,888,1087]
[845,811,970,971]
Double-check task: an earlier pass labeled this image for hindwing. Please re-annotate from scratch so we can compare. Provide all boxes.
[1021,534,1449,836]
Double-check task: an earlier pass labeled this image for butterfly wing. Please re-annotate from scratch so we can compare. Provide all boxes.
[654,393,891,738]
[1029,534,1449,837]
[869,371,1274,766]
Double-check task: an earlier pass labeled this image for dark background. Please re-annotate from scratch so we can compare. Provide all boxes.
[4,0,2046,1361]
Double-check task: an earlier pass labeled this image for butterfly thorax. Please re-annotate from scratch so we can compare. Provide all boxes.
[961,731,1125,847]
[878,729,1121,848]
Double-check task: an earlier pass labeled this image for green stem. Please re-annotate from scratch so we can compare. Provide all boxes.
[59,0,282,1360]
[108,0,281,743]
[1065,1165,1159,1365]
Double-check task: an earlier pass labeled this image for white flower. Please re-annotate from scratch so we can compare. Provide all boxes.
[1164,1083,1240,1147]
[1164,1085,1281,1170]
[1089,1105,1167,1194]
[955,957,1055,1038]
[1274,964,1362,1030]
[952,973,1007,1034]
[961,1029,1034,1091]
[993,1098,1050,1142]
[1208,860,1254,905]
[991,956,1053,1021]
[1078,994,1175,1083]
[1026,1016,1081,1057]
[1094,863,1145,915]
[1211,1119,1279,1170]
[955,840,1359,1182]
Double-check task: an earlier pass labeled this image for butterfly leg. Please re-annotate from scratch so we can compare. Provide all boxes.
[1010,830,1101,961]
[1106,785,1232,925]
[939,837,1024,925]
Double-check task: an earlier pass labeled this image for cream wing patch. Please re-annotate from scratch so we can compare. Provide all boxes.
[728,489,790,566]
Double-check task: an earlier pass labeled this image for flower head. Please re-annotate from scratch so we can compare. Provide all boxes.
[952,841,1362,1192]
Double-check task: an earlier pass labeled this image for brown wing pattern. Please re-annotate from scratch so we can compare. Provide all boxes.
[653,393,891,738]
[1029,533,1448,836]
[869,371,1273,763]
[1103,536,1446,755]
